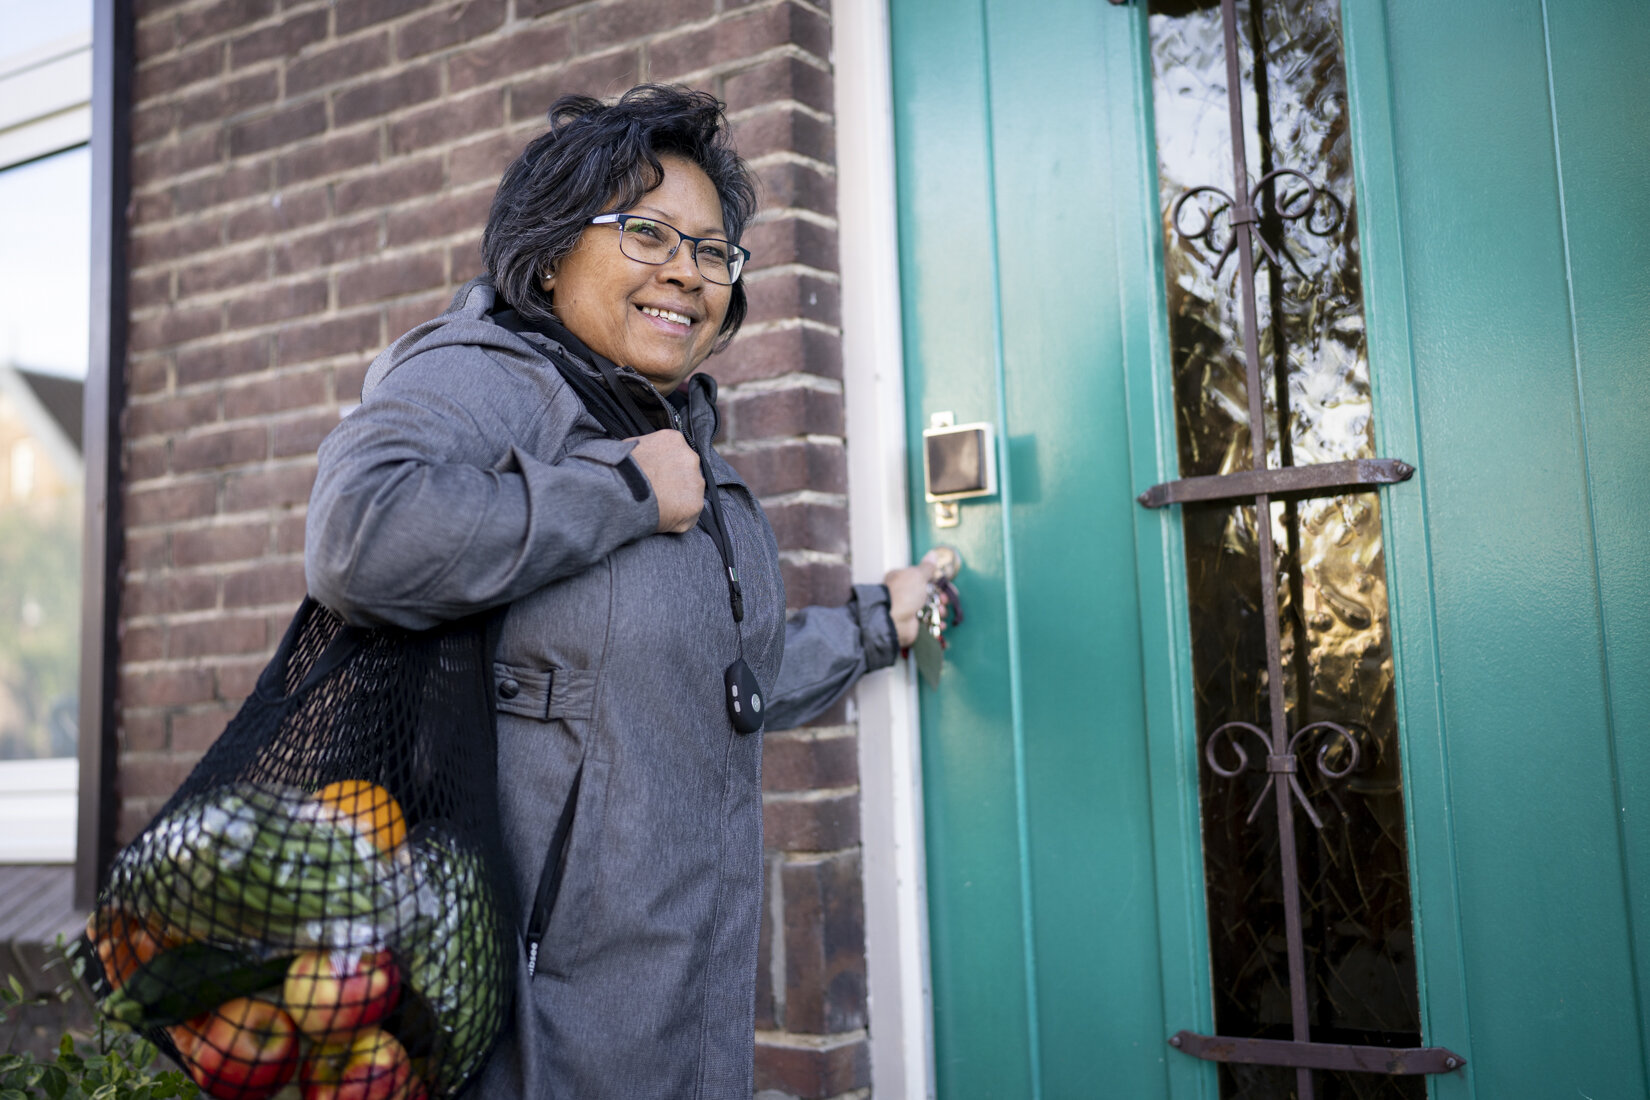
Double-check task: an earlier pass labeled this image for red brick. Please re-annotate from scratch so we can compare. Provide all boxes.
[133,128,225,183]
[136,15,178,60]
[336,359,372,403]
[273,409,347,457]
[334,157,445,216]
[754,159,836,218]
[131,187,176,223]
[335,0,428,35]
[778,559,850,612]
[122,622,167,663]
[128,304,224,353]
[171,159,274,216]
[720,384,843,442]
[177,0,278,46]
[223,463,318,511]
[778,852,867,1033]
[223,370,331,419]
[650,2,830,82]
[127,391,220,438]
[123,573,219,617]
[385,291,453,338]
[225,187,330,241]
[446,22,573,93]
[396,0,507,61]
[271,219,381,275]
[284,33,393,98]
[119,666,216,708]
[216,655,270,699]
[172,424,269,473]
[120,752,204,797]
[226,278,329,329]
[743,216,837,274]
[126,476,223,528]
[450,131,521,187]
[129,353,171,397]
[168,614,270,659]
[722,54,833,116]
[177,247,269,299]
[176,335,274,387]
[763,731,857,793]
[728,439,844,497]
[447,238,484,283]
[754,1039,870,1099]
[508,51,642,123]
[129,269,173,310]
[333,62,442,126]
[577,0,714,54]
[515,0,581,16]
[230,100,327,157]
[385,186,494,246]
[277,132,380,190]
[763,791,859,852]
[128,438,168,480]
[276,513,309,554]
[170,706,235,753]
[337,250,446,307]
[122,710,169,753]
[172,521,270,567]
[765,500,847,554]
[730,105,833,166]
[222,560,307,608]
[135,43,226,102]
[276,314,381,365]
[125,530,171,571]
[713,325,840,386]
[742,270,839,329]
[389,91,505,157]
[133,101,179,145]
[230,10,329,68]
[175,69,280,130]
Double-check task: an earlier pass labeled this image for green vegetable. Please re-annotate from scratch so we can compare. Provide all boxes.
[106,783,402,951]
[400,824,509,1094]
[99,942,292,1028]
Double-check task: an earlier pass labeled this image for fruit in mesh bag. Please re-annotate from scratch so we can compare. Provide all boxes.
[301,1026,424,1100]
[283,947,401,1042]
[85,908,178,988]
[313,781,408,856]
[171,995,301,1100]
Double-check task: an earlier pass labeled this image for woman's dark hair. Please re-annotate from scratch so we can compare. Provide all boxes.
[482,84,758,349]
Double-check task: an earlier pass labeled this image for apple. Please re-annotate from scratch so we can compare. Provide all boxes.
[86,908,174,988]
[300,1027,415,1100]
[283,948,400,1042]
[172,996,300,1100]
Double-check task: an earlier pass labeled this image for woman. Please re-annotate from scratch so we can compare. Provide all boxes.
[304,85,930,1098]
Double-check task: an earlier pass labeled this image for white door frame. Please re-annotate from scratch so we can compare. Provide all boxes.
[834,2,937,1097]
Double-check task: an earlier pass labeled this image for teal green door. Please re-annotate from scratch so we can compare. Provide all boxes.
[890,1,1650,1097]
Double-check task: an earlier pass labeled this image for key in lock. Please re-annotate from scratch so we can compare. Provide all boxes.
[912,546,963,689]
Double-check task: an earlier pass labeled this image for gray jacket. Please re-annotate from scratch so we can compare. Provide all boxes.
[304,278,896,1099]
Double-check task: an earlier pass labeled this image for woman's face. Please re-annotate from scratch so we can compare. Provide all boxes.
[544,154,734,395]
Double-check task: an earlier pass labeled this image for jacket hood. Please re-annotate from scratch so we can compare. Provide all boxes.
[362,276,722,442]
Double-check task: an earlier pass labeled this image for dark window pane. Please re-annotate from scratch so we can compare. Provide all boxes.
[1148,2,1422,1096]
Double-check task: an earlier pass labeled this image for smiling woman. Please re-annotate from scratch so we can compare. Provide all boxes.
[303,84,935,1099]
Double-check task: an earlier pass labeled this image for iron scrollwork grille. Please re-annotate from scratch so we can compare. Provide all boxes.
[1134,0,1462,1095]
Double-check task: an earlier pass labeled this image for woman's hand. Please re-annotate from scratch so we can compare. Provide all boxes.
[883,555,940,648]
[628,431,706,534]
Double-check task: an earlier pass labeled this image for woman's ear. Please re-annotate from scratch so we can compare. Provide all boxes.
[540,267,555,293]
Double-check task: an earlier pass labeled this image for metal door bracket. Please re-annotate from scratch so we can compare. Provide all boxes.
[1138,457,1414,509]
[1168,1031,1466,1076]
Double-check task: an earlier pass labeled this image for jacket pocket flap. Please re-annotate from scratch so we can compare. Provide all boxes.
[492,662,596,723]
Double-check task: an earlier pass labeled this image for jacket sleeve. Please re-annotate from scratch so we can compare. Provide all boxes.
[762,584,900,731]
[305,347,658,630]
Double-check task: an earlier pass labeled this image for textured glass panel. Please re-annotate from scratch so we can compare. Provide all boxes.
[1148,2,1422,1097]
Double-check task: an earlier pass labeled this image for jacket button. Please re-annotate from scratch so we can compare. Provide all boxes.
[497,678,520,700]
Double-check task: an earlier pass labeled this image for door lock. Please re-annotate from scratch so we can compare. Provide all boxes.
[923,412,996,528]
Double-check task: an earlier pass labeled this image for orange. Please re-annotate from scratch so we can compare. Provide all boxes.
[314,780,407,854]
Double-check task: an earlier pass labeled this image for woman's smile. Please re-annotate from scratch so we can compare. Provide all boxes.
[544,154,733,394]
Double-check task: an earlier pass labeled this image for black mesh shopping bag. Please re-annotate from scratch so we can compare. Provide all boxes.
[86,598,516,1100]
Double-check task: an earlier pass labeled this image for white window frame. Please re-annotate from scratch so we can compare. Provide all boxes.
[0,22,94,865]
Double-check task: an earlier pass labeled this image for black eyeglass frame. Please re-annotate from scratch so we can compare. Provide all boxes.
[588,213,751,285]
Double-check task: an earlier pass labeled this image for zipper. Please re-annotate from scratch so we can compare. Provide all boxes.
[524,767,582,977]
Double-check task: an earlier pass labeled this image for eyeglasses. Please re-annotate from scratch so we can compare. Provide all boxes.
[589,213,750,285]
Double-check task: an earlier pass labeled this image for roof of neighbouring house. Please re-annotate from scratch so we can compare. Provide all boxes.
[14,367,83,452]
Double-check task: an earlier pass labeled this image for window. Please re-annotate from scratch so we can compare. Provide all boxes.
[0,0,93,864]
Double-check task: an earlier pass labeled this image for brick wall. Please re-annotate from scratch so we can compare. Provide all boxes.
[121,0,868,1096]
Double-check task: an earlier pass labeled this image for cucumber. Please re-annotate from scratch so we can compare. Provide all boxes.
[99,941,294,1028]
